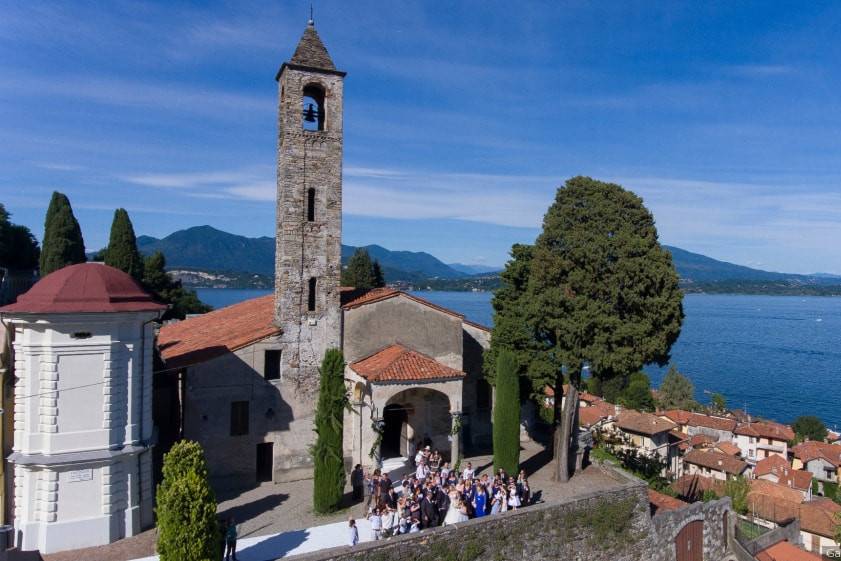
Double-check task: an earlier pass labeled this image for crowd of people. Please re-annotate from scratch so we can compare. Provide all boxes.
[348,445,532,544]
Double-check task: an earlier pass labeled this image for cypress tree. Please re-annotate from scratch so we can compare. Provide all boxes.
[105,208,144,281]
[341,248,377,289]
[493,349,520,475]
[40,191,86,275]
[156,440,219,561]
[372,260,386,288]
[312,348,348,514]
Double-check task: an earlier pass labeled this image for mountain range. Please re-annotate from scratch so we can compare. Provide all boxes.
[134,226,841,292]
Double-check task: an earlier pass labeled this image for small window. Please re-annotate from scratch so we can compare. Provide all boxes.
[231,401,249,436]
[308,277,317,312]
[265,350,281,381]
[307,188,315,222]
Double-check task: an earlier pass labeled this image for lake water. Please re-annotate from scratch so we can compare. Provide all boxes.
[195,288,841,430]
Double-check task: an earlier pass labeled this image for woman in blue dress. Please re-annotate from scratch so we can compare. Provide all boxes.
[473,485,488,517]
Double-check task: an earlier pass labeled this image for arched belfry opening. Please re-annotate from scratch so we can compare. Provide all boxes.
[302,84,325,131]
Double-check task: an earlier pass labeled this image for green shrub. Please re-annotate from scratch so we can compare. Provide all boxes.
[493,349,520,475]
[312,348,348,513]
[156,440,219,561]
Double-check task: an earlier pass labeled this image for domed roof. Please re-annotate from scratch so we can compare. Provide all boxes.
[0,263,166,314]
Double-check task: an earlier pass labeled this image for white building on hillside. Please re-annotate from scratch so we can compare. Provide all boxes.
[0,263,165,554]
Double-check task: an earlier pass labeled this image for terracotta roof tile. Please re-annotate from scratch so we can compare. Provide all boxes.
[689,434,717,448]
[747,491,800,525]
[792,441,841,467]
[661,409,693,425]
[341,288,466,322]
[735,421,795,442]
[755,540,823,561]
[616,410,676,436]
[754,455,790,477]
[157,295,278,370]
[750,479,805,505]
[686,413,737,432]
[670,474,724,500]
[715,442,742,456]
[799,498,841,538]
[647,489,688,516]
[351,344,465,383]
[579,406,610,428]
[683,449,748,475]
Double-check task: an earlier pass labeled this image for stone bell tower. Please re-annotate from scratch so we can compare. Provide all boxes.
[274,18,344,397]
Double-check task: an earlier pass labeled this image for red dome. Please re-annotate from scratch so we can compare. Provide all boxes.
[0,263,167,314]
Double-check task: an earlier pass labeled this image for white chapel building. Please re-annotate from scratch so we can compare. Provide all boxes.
[0,263,164,553]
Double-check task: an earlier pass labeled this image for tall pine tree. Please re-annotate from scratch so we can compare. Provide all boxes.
[105,208,144,281]
[312,348,348,514]
[40,191,86,275]
[493,349,520,475]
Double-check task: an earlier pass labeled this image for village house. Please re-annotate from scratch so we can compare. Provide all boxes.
[682,449,749,481]
[753,454,812,500]
[153,23,493,492]
[733,421,794,463]
[792,440,841,485]
[798,498,841,555]
[578,400,616,432]
[660,410,737,442]
[746,479,803,529]
[614,410,680,474]
[753,540,823,561]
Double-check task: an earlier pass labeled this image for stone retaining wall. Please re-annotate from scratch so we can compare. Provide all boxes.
[287,468,733,561]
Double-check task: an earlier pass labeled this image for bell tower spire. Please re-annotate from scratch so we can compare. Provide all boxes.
[274,21,345,397]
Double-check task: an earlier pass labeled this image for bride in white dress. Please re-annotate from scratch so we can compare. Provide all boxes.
[443,490,469,525]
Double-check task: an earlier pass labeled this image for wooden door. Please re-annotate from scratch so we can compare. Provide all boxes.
[256,442,273,482]
[675,520,703,561]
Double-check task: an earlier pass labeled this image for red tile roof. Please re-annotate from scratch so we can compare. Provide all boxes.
[750,479,805,506]
[755,540,823,561]
[754,454,790,477]
[689,434,717,448]
[647,489,688,516]
[799,498,841,539]
[687,413,738,432]
[670,474,724,500]
[157,295,278,370]
[661,409,693,425]
[715,442,742,457]
[341,288,464,320]
[683,449,748,476]
[747,483,801,525]
[579,406,611,428]
[792,441,841,467]
[350,344,465,383]
[735,421,795,442]
[616,410,676,436]
[0,263,166,314]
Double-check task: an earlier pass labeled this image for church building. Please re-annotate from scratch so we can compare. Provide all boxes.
[155,20,493,489]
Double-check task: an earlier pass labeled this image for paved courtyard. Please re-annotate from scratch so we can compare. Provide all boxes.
[42,440,628,561]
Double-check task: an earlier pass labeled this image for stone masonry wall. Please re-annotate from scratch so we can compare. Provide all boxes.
[286,470,732,561]
[275,64,344,405]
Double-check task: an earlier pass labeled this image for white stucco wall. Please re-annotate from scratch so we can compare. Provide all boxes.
[4,311,158,553]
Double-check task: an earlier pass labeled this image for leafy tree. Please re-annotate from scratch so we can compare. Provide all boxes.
[792,415,828,443]
[619,372,655,412]
[156,440,219,561]
[658,365,698,410]
[835,510,841,546]
[341,248,384,289]
[312,348,348,513]
[105,208,144,280]
[489,177,683,481]
[493,349,520,475]
[0,203,40,271]
[588,375,625,404]
[142,251,211,320]
[709,393,727,414]
[702,489,718,502]
[724,475,749,515]
[40,191,86,275]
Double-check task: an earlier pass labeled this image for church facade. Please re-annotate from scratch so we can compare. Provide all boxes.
[155,21,492,490]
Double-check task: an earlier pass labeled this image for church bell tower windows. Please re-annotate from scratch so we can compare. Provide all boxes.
[307,188,316,221]
[302,84,325,131]
[308,277,317,312]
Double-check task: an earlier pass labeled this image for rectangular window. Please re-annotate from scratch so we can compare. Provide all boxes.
[230,401,249,436]
[265,350,281,381]
[307,188,315,222]
[308,277,317,312]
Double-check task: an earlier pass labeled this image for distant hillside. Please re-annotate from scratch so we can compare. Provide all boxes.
[131,226,841,294]
[137,226,465,282]
[448,263,502,275]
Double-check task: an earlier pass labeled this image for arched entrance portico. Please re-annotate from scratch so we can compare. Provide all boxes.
[383,388,451,460]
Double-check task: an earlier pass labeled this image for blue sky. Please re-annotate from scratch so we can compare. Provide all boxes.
[3,1,841,272]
